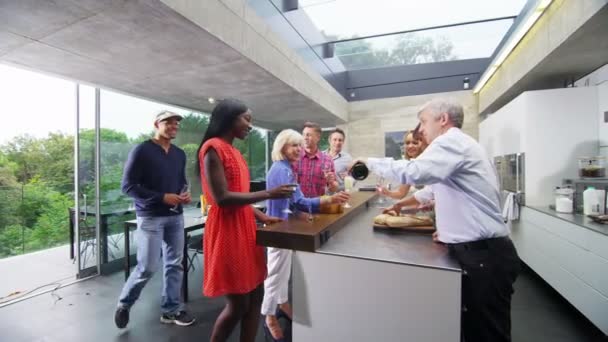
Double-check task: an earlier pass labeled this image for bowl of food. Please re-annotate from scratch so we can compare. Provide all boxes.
[319,203,344,214]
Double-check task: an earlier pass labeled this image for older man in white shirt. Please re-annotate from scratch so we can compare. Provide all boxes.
[354,99,520,342]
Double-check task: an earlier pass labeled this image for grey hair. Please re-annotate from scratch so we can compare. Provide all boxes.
[271,129,304,162]
[417,98,464,129]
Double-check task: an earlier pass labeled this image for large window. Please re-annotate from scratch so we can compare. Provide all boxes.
[299,0,527,72]
[0,64,269,268]
[0,64,78,302]
[0,64,75,259]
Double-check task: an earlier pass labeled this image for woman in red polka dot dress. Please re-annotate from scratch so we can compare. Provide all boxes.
[196,99,293,342]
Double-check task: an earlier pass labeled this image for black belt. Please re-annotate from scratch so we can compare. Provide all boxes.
[447,236,510,253]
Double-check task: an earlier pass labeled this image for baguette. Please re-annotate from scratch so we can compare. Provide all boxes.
[385,214,433,228]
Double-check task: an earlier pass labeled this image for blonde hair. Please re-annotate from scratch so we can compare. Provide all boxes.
[272,129,304,161]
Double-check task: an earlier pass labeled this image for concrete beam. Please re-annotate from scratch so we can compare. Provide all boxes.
[160,0,348,122]
[0,0,347,130]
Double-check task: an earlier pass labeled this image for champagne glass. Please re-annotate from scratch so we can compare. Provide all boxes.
[307,202,314,222]
[322,163,332,195]
[376,176,386,205]
[343,175,354,209]
[283,169,296,215]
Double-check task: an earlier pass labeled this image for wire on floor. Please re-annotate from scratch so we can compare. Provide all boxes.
[0,282,62,305]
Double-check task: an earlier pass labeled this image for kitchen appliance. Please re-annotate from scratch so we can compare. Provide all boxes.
[578,156,606,178]
[583,187,601,215]
[565,178,608,214]
[494,153,525,206]
[554,187,574,213]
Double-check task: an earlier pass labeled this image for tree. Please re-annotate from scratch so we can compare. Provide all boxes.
[0,154,21,230]
[0,178,71,257]
[388,35,455,65]
[27,186,72,252]
[327,32,456,69]
[1,133,73,193]
[0,224,29,258]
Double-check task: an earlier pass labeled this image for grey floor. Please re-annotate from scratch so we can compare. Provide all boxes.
[0,258,605,342]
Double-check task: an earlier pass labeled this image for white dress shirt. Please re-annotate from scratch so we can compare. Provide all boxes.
[368,127,509,243]
[326,150,352,187]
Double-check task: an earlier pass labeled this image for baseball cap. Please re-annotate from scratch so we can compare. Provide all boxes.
[154,111,183,123]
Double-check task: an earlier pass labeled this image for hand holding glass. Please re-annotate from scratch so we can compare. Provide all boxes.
[343,175,355,209]
[281,184,297,215]
[376,176,386,204]
[170,183,190,213]
[322,165,333,194]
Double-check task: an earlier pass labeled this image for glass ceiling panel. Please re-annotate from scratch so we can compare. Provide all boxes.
[301,0,527,40]
[334,18,514,70]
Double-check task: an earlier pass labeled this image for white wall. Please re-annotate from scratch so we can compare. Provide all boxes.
[480,88,599,206]
[575,64,608,154]
[523,88,598,205]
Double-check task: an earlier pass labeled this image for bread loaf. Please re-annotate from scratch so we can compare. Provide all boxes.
[373,213,433,227]
[385,215,433,227]
[373,214,391,225]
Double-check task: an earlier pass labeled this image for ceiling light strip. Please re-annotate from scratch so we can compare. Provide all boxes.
[473,0,554,94]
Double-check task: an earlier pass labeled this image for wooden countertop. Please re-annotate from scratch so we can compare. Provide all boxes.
[256,191,377,252]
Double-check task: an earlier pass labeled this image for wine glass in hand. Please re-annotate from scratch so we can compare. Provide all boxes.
[282,170,297,215]
[321,164,333,195]
[376,176,386,204]
[170,183,190,213]
[343,175,355,209]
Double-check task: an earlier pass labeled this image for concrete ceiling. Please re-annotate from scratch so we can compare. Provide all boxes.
[0,0,344,130]
[481,5,608,115]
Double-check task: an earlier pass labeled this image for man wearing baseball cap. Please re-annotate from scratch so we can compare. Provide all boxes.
[114,110,195,328]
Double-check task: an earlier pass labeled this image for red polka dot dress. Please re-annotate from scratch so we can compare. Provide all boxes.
[199,138,266,297]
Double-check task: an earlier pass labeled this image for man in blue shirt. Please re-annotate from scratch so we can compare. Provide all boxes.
[114,111,195,329]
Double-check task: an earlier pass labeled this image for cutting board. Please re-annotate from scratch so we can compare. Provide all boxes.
[373,224,435,233]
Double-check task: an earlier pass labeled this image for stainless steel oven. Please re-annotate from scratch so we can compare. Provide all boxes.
[494,153,525,206]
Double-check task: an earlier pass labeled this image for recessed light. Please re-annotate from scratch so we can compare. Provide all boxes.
[208,97,215,104]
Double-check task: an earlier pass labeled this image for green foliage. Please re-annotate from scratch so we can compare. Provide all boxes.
[319,131,330,153]
[1,133,73,192]
[0,224,29,257]
[26,187,72,252]
[0,180,71,257]
[0,112,268,259]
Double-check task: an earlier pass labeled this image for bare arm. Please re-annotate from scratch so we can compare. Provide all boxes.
[382,184,411,199]
[382,194,420,214]
[204,148,292,207]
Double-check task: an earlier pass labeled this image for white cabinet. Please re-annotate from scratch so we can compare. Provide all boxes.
[513,208,608,334]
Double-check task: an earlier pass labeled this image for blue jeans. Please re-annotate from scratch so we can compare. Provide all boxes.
[118,215,184,314]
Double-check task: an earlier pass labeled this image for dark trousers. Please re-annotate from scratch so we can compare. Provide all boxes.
[448,237,521,342]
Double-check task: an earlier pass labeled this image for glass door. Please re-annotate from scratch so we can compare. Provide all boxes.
[74,84,100,278]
